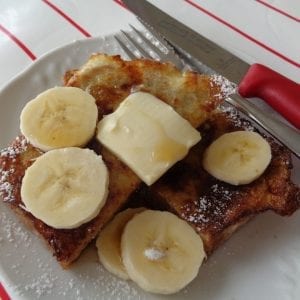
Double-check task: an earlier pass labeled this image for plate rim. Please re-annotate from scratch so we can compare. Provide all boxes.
[0,34,299,300]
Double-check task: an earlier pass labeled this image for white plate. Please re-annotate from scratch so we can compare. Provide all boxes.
[0,36,299,300]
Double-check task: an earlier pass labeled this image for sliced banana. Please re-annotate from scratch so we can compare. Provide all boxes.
[20,87,98,151]
[96,207,145,280]
[203,130,272,185]
[21,147,109,229]
[121,210,205,294]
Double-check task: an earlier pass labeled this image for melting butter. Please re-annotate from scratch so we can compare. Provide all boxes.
[97,92,201,185]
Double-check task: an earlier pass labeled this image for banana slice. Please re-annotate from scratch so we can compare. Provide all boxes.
[21,147,109,229]
[203,130,272,185]
[20,87,98,151]
[121,210,205,294]
[96,207,145,280]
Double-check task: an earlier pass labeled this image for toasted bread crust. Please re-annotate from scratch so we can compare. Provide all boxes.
[1,54,299,267]
[65,54,223,127]
[0,137,140,268]
[0,54,224,267]
[3,109,297,265]
[146,111,300,255]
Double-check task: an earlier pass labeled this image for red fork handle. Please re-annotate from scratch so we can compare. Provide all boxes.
[238,64,300,129]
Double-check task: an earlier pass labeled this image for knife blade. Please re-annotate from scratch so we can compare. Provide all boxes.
[122,0,300,130]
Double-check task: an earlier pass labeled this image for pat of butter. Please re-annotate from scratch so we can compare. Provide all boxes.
[96,92,201,185]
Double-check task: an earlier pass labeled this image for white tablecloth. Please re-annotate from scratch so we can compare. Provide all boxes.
[0,0,299,89]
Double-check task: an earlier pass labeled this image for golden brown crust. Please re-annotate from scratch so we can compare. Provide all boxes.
[0,53,224,267]
[0,136,140,267]
[65,54,223,127]
[1,112,299,264]
[1,54,298,267]
[146,111,300,255]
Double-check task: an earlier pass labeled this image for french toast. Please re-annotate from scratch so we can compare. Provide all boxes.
[135,110,300,255]
[0,54,224,268]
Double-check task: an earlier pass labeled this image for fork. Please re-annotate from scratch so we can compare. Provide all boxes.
[115,25,300,158]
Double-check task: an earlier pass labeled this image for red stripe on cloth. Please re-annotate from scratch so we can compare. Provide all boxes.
[42,0,91,37]
[185,0,300,68]
[114,0,127,9]
[0,283,10,300]
[256,0,299,22]
[0,24,36,60]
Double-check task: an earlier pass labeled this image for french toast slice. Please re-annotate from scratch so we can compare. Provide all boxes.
[0,136,141,268]
[64,53,225,127]
[137,110,300,255]
[0,54,224,268]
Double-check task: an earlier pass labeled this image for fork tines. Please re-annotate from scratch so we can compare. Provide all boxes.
[115,25,300,157]
[115,24,184,70]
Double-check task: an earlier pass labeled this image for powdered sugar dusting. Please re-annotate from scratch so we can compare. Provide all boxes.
[144,247,166,261]
[0,210,57,298]
[211,74,237,100]
[73,265,141,300]
[0,136,28,158]
[0,169,14,202]
[220,105,255,131]
[1,210,32,246]
[0,136,29,202]
[181,183,240,230]
[19,273,58,298]
[0,208,143,299]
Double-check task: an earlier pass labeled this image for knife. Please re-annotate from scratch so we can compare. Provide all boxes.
[122,0,300,130]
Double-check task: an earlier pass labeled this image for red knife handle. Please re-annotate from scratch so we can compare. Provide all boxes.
[238,63,300,129]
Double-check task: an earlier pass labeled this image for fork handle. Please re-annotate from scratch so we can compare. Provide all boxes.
[227,94,300,158]
[238,64,300,129]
